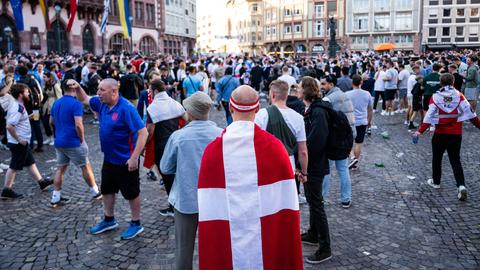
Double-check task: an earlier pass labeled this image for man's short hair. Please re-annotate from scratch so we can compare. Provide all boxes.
[17,66,29,76]
[150,79,166,92]
[11,83,29,99]
[322,74,337,86]
[126,63,133,70]
[225,67,233,75]
[448,64,458,70]
[269,80,289,100]
[432,63,442,72]
[440,73,454,87]
[187,65,196,73]
[352,74,362,87]
[282,65,289,73]
[341,66,349,76]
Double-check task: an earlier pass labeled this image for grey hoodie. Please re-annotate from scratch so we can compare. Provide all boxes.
[323,86,355,126]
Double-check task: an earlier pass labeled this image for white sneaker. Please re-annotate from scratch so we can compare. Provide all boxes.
[427,179,440,189]
[395,110,401,114]
[0,163,9,170]
[49,140,55,146]
[43,138,51,144]
[389,112,394,116]
[429,126,435,132]
[404,120,408,125]
[381,111,387,116]
[458,186,467,201]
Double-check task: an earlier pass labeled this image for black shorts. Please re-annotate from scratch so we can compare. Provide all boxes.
[101,161,140,200]
[384,89,397,101]
[423,95,432,111]
[355,125,368,144]
[8,143,35,171]
[412,95,423,111]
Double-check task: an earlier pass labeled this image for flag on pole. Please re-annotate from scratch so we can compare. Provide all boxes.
[101,0,110,33]
[66,0,78,32]
[117,0,132,39]
[38,0,50,30]
[197,121,304,270]
[9,0,24,31]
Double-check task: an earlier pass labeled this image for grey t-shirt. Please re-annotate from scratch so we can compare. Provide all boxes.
[346,89,373,126]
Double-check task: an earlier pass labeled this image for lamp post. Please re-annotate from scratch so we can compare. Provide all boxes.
[54,4,62,53]
[128,16,133,52]
[4,26,13,52]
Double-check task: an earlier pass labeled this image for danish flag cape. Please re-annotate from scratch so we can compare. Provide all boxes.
[197,121,303,270]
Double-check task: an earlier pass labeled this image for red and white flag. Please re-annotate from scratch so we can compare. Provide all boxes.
[198,121,304,270]
[66,0,78,32]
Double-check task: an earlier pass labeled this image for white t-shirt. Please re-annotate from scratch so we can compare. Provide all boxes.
[255,107,306,170]
[398,69,411,90]
[374,70,386,91]
[6,101,31,144]
[346,89,373,126]
[407,74,417,97]
[278,74,297,91]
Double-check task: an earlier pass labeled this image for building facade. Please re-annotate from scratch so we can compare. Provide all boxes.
[230,0,265,56]
[345,0,422,53]
[263,0,346,56]
[0,0,197,56]
[196,0,239,54]
[163,0,196,57]
[422,0,480,50]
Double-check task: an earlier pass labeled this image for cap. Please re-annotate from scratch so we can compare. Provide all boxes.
[182,92,213,120]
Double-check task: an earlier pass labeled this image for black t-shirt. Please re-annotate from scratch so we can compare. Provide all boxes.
[453,73,464,92]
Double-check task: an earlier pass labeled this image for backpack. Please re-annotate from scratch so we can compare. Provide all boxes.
[320,103,353,160]
[17,75,41,112]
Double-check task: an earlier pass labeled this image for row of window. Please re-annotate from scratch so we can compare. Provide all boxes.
[134,2,155,23]
[429,0,480,5]
[351,35,414,45]
[265,2,337,20]
[428,7,479,18]
[265,21,326,38]
[165,0,195,14]
[352,0,413,12]
[428,26,479,37]
[354,12,413,32]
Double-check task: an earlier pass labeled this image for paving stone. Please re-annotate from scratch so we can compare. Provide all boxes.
[0,108,479,269]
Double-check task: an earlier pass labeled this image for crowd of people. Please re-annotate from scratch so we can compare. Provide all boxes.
[0,48,480,268]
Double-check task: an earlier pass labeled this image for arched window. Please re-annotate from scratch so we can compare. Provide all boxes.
[0,15,19,53]
[109,33,128,52]
[82,25,95,53]
[139,36,156,55]
[47,20,69,53]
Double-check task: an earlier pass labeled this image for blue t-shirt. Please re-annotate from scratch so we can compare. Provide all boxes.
[51,96,84,148]
[90,96,145,165]
[182,76,202,97]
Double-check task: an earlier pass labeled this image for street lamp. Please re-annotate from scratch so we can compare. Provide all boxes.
[54,4,62,53]
[4,26,13,52]
[128,16,133,52]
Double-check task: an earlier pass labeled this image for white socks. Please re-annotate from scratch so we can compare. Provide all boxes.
[90,186,99,196]
[51,190,61,203]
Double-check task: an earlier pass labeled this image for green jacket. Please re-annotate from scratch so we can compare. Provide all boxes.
[464,65,479,89]
[422,72,441,96]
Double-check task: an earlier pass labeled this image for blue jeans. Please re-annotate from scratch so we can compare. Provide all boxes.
[222,101,233,125]
[322,159,352,203]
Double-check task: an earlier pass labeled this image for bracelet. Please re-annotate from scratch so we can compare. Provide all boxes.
[300,172,308,176]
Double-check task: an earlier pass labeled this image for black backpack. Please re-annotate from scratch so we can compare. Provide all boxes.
[320,103,353,160]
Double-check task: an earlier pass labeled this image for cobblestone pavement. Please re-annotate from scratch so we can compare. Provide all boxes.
[1,104,479,270]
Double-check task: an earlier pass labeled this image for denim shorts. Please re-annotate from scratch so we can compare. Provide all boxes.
[399,88,408,99]
[464,88,479,101]
[56,143,89,167]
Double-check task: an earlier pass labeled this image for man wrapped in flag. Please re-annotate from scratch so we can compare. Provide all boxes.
[197,85,304,270]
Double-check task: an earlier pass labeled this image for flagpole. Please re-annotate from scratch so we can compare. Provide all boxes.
[102,32,105,55]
